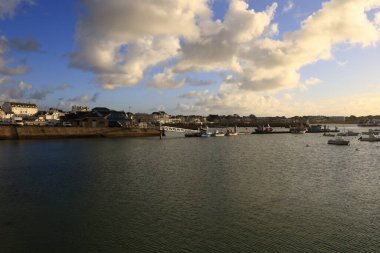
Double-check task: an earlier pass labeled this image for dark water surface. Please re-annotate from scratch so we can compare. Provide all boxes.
[1,128,380,252]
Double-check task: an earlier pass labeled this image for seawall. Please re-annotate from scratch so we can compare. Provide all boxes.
[0,126,160,140]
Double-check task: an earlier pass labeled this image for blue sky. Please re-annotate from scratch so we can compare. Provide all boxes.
[1,0,380,116]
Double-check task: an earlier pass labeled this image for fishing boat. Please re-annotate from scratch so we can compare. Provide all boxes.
[361,129,380,135]
[337,131,359,136]
[359,130,380,142]
[328,137,350,145]
[308,124,339,133]
[289,123,307,134]
[185,127,212,138]
[308,124,324,133]
[225,126,238,136]
[226,129,238,136]
[212,130,225,137]
[254,124,273,134]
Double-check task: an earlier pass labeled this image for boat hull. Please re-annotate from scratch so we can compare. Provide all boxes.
[328,140,349,145]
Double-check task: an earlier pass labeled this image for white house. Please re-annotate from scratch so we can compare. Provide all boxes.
[2,102,38,116]
[0,108,5,119]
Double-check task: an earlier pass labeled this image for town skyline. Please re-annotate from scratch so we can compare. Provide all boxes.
[1,0,380,116]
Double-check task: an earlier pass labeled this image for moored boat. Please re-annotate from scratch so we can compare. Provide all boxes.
[226,129,238,136]
[254,124,273,134]
[289,123,307,134]
[337,131,359,136]
[328,137,350,145]
[185,127,211,138]
[359,130,380,142]
[225,126,238,136]
[212,130,225,137]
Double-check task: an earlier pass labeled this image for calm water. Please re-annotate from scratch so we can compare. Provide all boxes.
[1,126,380,252]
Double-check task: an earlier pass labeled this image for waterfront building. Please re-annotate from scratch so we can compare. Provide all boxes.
[62,111,108,127]
[92,107,127,127]
[152,111,170,123]
[134,113,154,125]
[2,102,38,116]
[0,108,5,119]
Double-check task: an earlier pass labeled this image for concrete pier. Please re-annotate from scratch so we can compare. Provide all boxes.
[0,126,160,140]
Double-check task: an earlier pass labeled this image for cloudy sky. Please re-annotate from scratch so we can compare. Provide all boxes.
[1,0,380,116]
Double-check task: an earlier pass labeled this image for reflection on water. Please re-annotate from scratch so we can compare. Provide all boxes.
[1,126,380,252]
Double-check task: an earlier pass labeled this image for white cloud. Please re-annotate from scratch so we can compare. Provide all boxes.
[71,0,380,115]
[177,81,380,116]
[283,93,293,100]
[147,68,185,89]
[299,77,322,90]
[177,82,286,115]
[305,77,321,86]
[0,80,32,101]
[283,0,294,13]
[174,1,277,73]
[234,0,380,91]
[154,105,166,112]
[180,90,210,99]
[70,0,211,89]
[375,12,380,25]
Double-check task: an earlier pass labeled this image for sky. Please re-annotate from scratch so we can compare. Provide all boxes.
[1,0,380,116]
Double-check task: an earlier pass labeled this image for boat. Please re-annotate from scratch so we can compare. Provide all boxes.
[212,130,225,137]
[359,130,380,142]
[323,132,335,137]
[289,123,307,134]
[254,124,273,134]
[308,124,324,133]
[225,126,238,136]
[185,127,212,138]
[225,129,238,136]
[308,124,339,133]
[337,130,359,136]
[328,137,350,145]
[361,129,380,135]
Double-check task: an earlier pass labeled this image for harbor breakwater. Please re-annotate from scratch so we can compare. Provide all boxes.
[0,126,160,140]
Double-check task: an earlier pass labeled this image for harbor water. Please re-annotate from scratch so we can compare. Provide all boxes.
[1,125,380,252]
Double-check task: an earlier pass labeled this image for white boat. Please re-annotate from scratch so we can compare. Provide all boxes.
[361,129,380,135]
[337,130,359,136]
[328,137,350,145]
[359,130,380,142]
[226,126,238,136]
[226,131,238,136]
[212,130,225,137]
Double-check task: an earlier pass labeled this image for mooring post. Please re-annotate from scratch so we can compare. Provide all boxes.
[159,122,162,140]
